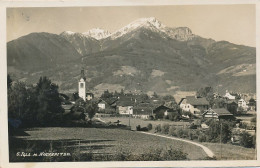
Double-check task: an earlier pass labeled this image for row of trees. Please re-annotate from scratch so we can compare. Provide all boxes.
[8,75,63,127]
[8,75,98,127]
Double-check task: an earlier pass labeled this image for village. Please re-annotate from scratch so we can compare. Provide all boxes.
[7,67,257,161]
[60,69,257,150]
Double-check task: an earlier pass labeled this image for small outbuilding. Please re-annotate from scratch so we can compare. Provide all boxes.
[202,108,235,120]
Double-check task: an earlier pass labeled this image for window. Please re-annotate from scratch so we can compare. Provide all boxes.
[80,83,84,88]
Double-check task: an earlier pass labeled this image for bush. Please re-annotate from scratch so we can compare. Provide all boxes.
[176,127,184,138]
[155,124,161,133]
[239,131,254,148]
[160,146,187,160]
[198,133,207,142]
[161,124,170,134]
[147,123,153,131]
[168,125,177,136]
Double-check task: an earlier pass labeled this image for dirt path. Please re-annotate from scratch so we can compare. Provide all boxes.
[139,131,215,158]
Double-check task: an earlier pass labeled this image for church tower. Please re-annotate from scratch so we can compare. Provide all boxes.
[78,69,86,101]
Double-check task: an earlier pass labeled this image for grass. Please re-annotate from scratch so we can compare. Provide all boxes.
[11,127,207,161]
[203,142,256,160]
[100,117,190,131]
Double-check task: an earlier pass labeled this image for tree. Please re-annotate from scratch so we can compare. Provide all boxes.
[35,77,63,126]
[240,132,254,148]
[7,74,12,89]
[196,87,213,98]
[205,119,233,143]
[101,90,113,99]
[162,95,175,101]
[8,82,29,119]
[73,98,87,113]
[85,100,98,119]
[8,82,38,126]
[72,98,98,120]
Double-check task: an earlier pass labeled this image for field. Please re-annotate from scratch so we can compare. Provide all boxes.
[203,142,256,160]
[99,117,190,131]
[100,117,257,160]
[10,127,207,161]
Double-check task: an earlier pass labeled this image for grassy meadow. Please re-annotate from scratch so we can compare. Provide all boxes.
[10,127,207,161]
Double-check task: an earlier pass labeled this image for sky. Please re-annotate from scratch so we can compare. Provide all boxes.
[6,4,256,47]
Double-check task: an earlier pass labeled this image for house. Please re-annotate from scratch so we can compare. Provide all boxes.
[223,90,236,100]
[86,92,94,101]
[202,108,234,120]
[164,108,181,120]
[117,100,134,115]
[179,96,209,115]
[97,98,117,113]
[153,105,171,119]
[238,99,248,110]
[224,100,238,114]
[248,98,256,111]
[133,107,153,119]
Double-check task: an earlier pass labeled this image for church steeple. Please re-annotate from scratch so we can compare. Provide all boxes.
[80,68,86,81]
[78,68,86,101]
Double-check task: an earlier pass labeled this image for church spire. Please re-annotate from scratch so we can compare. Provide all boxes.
[80,68,86,81]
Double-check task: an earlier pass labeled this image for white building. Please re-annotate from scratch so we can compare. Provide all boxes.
[224,90,236,100]
[78,69,86,101]
[179,96,209,115]
[238,99,248,110]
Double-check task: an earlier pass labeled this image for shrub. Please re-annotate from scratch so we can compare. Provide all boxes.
[161,124,170,134]
[160,146,187,160]
[168,125,177,136]
[239,131,254,148]
[136,125,141,131]
[155,124,161,133]
[176,127,184,138]
[147,123,153,131]
[198,133,207,142]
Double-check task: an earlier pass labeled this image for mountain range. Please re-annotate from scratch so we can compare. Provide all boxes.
[7,17,256,96]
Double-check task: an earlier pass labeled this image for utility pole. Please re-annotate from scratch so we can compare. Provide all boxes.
[220,121,222,159]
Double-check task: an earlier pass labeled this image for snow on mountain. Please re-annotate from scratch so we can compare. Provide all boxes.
[109,17,195,41]
[62,31,76,35]
[62,17,195,42]
[110,17,166,39]
[83,28,111,40]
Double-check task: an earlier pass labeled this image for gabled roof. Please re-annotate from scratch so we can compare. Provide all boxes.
[203,108,233,116]
[181,96,209,106]
[117,100,134,106]
[98,98,118,105]
[153,105,170,111]
[212,108,233,116]
[133,107,153,115]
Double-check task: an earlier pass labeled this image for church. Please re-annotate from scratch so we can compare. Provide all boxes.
[78,69,94,101]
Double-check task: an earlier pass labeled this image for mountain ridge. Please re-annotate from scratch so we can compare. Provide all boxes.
[7,17,256,96]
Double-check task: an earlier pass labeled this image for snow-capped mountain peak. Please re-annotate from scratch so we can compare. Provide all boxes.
[61,31,76,35]
[111,17,166,39]
[83,28,111,40]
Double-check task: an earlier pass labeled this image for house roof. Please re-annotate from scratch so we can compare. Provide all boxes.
[204,108,233,116]
[185,96,209,106]
[98,98,118,105]
[117,100,134,106]
[153,105,171,111]
[133,107,153,115]
[212,108,233,116]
